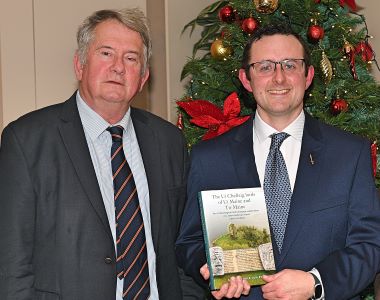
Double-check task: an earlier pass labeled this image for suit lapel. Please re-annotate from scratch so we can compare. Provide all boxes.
[229,116,261,188]
[58,94,113,241]
[278,114,324,265]
[131,109,162,250]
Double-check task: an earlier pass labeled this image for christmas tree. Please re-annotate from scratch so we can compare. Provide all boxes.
[176,0,379,192]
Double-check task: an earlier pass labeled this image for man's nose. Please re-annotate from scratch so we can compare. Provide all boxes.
[272,62,286,83]
[111,56,125,75]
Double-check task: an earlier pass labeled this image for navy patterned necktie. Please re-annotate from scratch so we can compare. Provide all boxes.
[263,132,292,252]
[107,125,150,300]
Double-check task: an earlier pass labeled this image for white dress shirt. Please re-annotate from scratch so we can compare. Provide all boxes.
[76,92,159,300]
[253,111,304,192]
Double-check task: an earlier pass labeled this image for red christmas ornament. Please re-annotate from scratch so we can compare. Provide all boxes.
[177,92,250,140]
[355,41,374,62]
[315,0,321,3]
[308,24,324,42]
[176,112,183,130]
[241,17,259,34]
[330,98,348,115]
[371,142,378,177]
[218,5,235,23]
[343,40,358,80]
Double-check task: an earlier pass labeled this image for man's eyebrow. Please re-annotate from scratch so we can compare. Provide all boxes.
[95,45,140,55]
[96,45,113,50]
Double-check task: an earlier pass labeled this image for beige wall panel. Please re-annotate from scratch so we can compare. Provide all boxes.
[147,0,167,119]
[166,0,215,123]
[33,0,148,110]
[0,32,3,127]
[1,0,379,131]
[359,0,380,82]
[0,0,36,128]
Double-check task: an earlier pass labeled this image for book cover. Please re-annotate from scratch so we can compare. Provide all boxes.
[198,187,275,290]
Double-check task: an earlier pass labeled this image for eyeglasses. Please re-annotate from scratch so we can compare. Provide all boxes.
[249,59,305,77]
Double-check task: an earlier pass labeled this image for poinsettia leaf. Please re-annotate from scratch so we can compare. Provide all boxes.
[223,92,241,119]
[204,116,251,140]
[215,123,232,136]
[225,116,251,128]
[177,100,224,120]
[190,115,222,128]
[339,0,356,10]
[202,128,219,140]
[205,123,237,140]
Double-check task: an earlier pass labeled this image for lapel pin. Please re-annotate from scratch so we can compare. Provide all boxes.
[309,153,315,165]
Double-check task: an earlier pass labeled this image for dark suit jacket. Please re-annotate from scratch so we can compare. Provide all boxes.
[0,93,189,300]
[176,113,380,300]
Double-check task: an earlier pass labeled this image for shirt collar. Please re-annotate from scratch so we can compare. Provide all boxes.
[253,110,305,143]
[76,91,131,141]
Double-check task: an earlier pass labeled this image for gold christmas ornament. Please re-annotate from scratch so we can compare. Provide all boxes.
[254,0,279,14]
[320,51,333,84]
[210,38,232,60]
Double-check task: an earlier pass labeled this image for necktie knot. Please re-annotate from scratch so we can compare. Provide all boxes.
[107,125,124,143]
[270,132,290,151]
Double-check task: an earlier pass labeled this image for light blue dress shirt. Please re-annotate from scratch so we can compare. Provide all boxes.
[76,92,159,300]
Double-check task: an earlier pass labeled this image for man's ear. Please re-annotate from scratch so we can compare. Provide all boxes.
[238,68,253,93]
[139,68,150,92]
[305,65,315,90]
[73,52,83,81]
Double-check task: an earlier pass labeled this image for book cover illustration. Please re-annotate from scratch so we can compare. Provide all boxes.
[198,187,275,290]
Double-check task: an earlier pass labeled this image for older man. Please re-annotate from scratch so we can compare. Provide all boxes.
[0,8,190,300]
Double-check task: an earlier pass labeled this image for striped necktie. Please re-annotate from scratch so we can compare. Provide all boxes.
[263,132,292,253]
[107,125,150,300]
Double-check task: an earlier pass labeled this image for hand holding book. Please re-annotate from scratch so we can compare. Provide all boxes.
[261,269,316,299]
[200,264,251,299]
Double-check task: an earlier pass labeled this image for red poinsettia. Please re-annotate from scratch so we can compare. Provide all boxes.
[177,92,250,140]
[339,0,356,11]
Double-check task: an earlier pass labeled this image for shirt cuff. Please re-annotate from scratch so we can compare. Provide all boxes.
[309,268,325,300]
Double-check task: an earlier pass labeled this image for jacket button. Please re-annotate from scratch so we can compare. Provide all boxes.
[104,257,113,264]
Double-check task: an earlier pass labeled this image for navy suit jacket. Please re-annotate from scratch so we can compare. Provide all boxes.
[176,113,380,299]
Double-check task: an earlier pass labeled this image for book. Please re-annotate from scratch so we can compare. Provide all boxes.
[198,187,275,290]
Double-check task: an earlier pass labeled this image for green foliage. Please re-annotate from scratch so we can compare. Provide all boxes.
[177,0,380,188]
[236,226,271,248]
[213,225,271,250]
